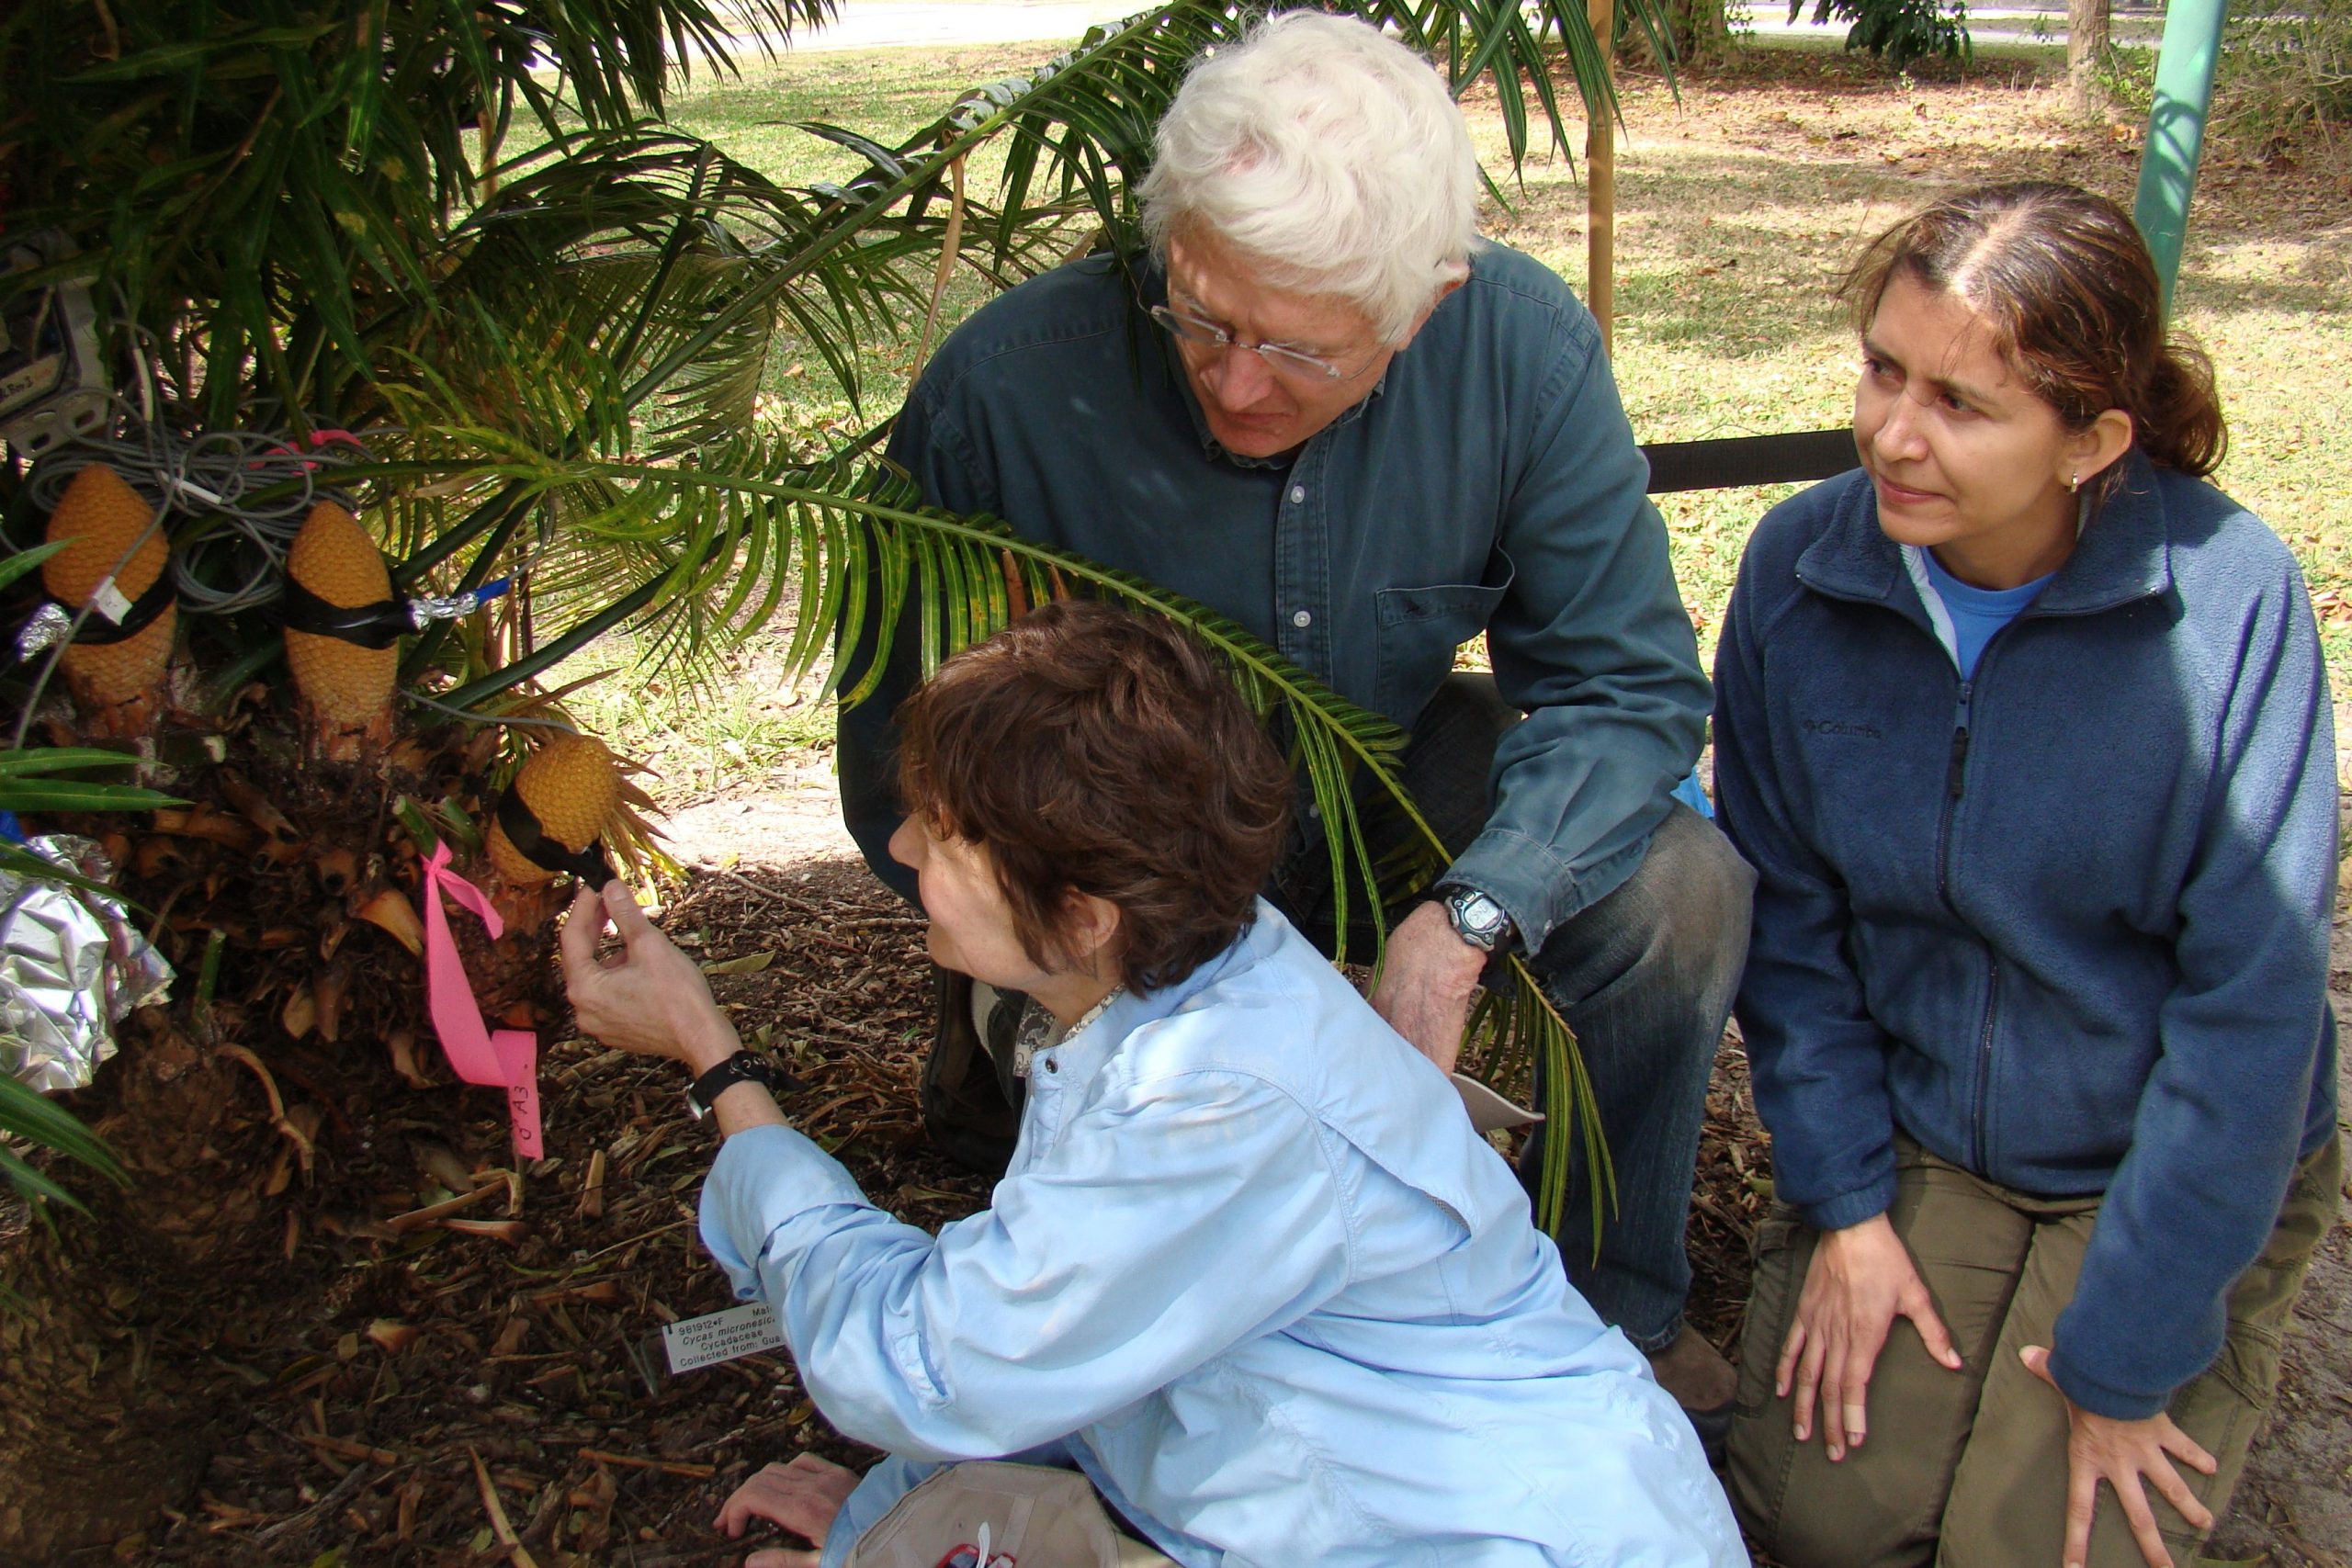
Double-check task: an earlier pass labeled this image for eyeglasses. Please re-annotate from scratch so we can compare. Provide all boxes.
[1147,303,1379,383]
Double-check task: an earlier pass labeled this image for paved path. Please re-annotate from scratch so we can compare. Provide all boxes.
[729,0,1137,55]
[733,0,2162,57]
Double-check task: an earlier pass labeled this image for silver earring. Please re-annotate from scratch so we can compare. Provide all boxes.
[2069,469,2081,493]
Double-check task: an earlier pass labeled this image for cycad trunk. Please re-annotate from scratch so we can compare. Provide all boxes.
[0,1015,274,1564]
[0,717,565,1559]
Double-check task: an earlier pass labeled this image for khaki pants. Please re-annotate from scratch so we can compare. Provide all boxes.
[1727,1135,2342,1568]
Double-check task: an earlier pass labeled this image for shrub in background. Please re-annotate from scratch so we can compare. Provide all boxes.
[1791,0,1971,71]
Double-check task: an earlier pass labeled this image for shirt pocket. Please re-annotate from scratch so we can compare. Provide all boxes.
[1372,565,1512,725]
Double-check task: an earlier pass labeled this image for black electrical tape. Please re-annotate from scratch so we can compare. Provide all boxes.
[497,786,615,889]
[52,571,176,647]
[280,575,412,649]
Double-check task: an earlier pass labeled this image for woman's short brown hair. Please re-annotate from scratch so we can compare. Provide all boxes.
[1843,181,2227,495]
[895,601,1293,994]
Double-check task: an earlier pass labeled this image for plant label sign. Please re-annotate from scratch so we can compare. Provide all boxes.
[661,1303,786,1374]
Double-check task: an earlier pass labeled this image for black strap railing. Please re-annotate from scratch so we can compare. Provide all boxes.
[1637,429,1855,495]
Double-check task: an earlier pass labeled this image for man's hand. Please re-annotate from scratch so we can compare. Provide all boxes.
[714,1453,861,1568]
[1368,900,1490,1075]
[560,881,740,1075]
[1778,1213,1963,1461]
[2019,1344,2216,1568]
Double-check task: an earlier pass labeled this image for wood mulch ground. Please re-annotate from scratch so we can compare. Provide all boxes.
[115,795,2346,1566]
[119,853,965,1567]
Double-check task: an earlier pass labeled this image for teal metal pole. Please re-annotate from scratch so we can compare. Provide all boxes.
[2133,0,2230,317]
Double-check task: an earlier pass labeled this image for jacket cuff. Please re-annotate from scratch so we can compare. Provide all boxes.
[2045,1345,2169,1422]
[1445,828,1644,955]
[698,1122,873,1302]
[1795,1176,1897,1235]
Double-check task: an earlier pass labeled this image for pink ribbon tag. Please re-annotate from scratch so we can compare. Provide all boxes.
[421,841,544,1159]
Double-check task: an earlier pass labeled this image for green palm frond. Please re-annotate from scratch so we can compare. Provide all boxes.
[0,0,827,422]
[354,441,1610,1232]
[0,1076,125,1219]
[958,0,1680,252]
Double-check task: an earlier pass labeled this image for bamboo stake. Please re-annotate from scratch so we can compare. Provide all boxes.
[1586,0,1619,355]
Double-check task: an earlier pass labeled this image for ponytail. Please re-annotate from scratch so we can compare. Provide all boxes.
[2136,337,2227,477]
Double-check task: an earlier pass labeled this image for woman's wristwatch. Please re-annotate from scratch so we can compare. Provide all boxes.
[684,1050,800,1120]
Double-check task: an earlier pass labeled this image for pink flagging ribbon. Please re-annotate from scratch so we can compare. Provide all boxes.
[421,841,544,1159]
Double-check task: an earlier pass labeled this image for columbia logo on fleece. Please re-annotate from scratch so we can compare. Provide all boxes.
[1801,717,1884,739]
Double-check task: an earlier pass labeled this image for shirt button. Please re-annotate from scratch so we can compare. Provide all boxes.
[1291,609,1311,629]
[1288,485,1306,504]
[1044,1057,1058,1074]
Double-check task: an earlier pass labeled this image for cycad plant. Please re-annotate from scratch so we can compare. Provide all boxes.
[0,0,1661,1551]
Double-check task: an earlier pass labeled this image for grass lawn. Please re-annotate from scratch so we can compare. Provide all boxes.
[574,32,2351,772]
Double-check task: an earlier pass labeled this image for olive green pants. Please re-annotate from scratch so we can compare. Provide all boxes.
[1727,1135,2342,1568]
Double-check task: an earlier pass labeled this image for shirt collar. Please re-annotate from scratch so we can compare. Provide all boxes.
[1796,449,2175,619]
[1035,900,1281,1089]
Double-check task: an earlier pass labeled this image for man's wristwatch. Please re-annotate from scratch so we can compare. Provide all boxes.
[684,1051,799,1120]
[1438,886,1515,953]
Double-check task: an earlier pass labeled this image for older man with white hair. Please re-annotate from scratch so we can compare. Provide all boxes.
[840,11,1752,1450]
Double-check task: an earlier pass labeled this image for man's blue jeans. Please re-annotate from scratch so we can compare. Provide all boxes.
[1269,673,1754,1352]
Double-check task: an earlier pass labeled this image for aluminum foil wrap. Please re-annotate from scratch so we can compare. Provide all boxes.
[15,601,71,660]
[1,835,174,1093]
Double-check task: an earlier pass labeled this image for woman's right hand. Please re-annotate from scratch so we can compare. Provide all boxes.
[560,881,741,1075]
[1777,1213,1964,1461]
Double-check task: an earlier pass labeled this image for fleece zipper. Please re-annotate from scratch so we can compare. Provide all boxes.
[1934,675,2004,1173]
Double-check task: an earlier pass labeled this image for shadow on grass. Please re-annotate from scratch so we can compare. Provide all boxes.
[1612,38,2061,98]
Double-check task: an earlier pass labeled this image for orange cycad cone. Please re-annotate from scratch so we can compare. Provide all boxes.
[485,731,622,888]
[43,463,175,738]
[284,501,397,761]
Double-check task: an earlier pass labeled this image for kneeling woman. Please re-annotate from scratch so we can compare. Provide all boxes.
[564,602,1738,1567]
[1714,182,2341,1568]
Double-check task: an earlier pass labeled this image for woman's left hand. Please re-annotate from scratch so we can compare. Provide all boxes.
[559,881,741,1074]
[2018,1344,2217,1568]
[714,1454,862,1568]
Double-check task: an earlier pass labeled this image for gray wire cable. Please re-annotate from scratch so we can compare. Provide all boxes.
[21,410,394,615]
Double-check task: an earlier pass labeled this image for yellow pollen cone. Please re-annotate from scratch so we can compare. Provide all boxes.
[285,501,396,760]
[43,463,175,736]
[486,733,621,886]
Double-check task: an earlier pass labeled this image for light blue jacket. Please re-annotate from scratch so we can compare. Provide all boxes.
[700,902,1741,1566]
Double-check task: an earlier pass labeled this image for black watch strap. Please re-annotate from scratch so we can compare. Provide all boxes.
[684,1051,801,1119]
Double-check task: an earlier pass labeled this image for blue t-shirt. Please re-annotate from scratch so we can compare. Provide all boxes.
[1915,547,2055,677]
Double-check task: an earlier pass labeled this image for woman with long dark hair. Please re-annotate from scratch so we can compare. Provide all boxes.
[1714,182,2340,1568]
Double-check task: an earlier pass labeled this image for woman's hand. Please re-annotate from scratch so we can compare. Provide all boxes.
[714,1453,862,1568]
[2019,1344,2216,1568]
[1778,1213,1964,1460]
[559,881,740,1075]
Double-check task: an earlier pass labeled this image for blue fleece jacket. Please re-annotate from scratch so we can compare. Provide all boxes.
[1713,457,2339,1421]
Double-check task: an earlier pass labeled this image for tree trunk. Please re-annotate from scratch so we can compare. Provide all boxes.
[2067,0,2112,114]
[1620,0,1732,71]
